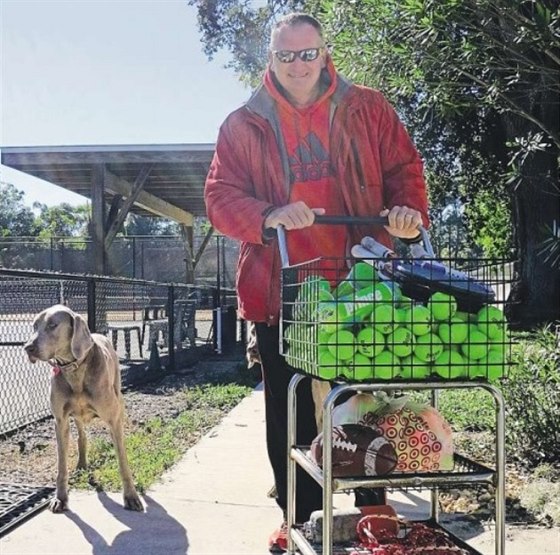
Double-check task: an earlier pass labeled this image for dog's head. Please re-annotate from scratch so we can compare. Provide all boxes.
[24,304,94,363]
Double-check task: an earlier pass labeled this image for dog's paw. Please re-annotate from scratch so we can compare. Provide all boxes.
[124,493,144,512]
[49,497,68,513]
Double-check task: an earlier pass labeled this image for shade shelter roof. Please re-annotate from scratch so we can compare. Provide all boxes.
[1,144,215,222]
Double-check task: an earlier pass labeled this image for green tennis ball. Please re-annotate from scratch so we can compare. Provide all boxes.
[353,262,377,288]
[461,330,489,361]
[403,305,432,336]
[356,326,385,358]
[438,318,469,345]
[347,353,374,381]
[317,327,334,350]
[394,308,408,326]
[372,350,400,380]
[317,350,339,380]
[455,311,472,322]
[477,305,505,339]
[434,349,467,379]
[400,354,431,379]
[429,292,458,321]
[399,295,414,308]
[387,327,415,358]
[370,303,394,334]
[472,350,505,381]
[383,281,403,302]
[373,282,394,303]
[414,333,444,363]
[327,329,356,361]
[317,301,345,334]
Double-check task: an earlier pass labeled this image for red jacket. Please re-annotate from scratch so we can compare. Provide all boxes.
[205,60,429,325]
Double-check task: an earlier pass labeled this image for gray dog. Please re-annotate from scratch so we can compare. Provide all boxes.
[24,304,143,513]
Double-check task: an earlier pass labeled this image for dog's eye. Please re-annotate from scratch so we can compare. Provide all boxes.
[47,322,58,330]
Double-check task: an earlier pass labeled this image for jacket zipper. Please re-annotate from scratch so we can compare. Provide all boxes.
[351,138,366,192]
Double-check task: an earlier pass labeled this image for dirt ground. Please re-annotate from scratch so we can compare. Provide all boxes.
[0,353,256,488]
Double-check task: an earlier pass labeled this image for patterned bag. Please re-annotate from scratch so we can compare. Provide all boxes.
[333,392,454,472]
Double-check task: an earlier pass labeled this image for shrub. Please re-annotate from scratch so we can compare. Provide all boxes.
[519,464,560,526]
[502,326,560,467]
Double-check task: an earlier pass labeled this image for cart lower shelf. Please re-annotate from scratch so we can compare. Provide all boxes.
[291,518,484,555]
[291,449,496,491]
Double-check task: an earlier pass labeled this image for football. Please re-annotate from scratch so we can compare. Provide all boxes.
[310,424,397,477]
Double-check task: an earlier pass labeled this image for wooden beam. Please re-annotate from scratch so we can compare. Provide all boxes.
[90,164,106,275]
[193,226,214,270]
[105,170,193,225]
[106,195,123,233]
[179,224,194,283]
[105,164,153,248]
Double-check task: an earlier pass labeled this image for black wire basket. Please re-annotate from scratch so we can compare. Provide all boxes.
[279,217,514,383]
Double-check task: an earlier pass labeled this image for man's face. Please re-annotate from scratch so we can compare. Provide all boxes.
[269,23,326,102]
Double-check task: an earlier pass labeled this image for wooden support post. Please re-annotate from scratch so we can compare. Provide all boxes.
[180,224,195,284]
[91,164,106,275]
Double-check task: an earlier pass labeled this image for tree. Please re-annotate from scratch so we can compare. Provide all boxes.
[123,214,180,236]
[187,0,305,86]
[0,182,37,237]
[33,203,91,237]
[188,0,560,327]
[310,0,559,327]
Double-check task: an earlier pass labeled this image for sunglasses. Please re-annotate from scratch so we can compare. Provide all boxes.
[272,47,325,64]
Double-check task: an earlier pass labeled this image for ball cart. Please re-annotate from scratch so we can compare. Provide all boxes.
[278,215,514,555]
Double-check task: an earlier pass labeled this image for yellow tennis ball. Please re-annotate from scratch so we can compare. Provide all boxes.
[414,333,444,363]
[317,350,338,380]
[403,305,432,336]
[438,318,469,345]
[370,303,394,334]
[474,350,505,381]
[347,353,374,381]
[477,305,505,339]
[356,326,385,358]
[327,329,356,361]
[387,327,415,358]
[434,349,467,379]
[461,330,489,361]
[429,292,458,321]
[372,350,400,380]
[400,354,431,379]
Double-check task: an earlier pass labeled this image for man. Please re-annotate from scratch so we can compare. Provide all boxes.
[205,13,429,553]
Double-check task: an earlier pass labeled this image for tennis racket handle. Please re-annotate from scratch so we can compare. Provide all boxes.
[361,235,396,258]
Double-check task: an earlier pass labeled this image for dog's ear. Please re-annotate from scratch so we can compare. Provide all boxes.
[71,313,94,360]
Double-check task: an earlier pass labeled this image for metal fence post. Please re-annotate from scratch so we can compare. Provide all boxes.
[87,278,96,332]
[167,284,175,372]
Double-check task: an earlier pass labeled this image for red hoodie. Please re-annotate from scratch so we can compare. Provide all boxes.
[263,68,346,277]
[205,57,429,325]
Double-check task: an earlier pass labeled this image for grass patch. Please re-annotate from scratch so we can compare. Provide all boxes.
[71,381,253,493]
[437,388,496,432]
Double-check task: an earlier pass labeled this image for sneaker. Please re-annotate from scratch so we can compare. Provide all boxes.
[268,521,288,553]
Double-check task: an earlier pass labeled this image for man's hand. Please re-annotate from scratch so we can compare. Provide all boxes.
[380,206,422,239]
[264,202,325,230]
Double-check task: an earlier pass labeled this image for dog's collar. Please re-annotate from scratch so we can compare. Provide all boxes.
[48,358,82,376]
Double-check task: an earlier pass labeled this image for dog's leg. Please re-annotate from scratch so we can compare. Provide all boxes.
[50,416,70,512]
[75,418,88,470]
[311,379,331,431]
[108,415,143,511]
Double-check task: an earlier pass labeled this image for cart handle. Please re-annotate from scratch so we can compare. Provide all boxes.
[277,214,432,268]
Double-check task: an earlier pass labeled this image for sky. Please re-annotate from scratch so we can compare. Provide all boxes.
[0,0,252,207]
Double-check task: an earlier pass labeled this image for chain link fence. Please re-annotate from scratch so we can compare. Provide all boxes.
[0,268,241,435]
[0,234,239,287]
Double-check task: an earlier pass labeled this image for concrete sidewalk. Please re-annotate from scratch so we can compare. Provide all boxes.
[1,384,558,555]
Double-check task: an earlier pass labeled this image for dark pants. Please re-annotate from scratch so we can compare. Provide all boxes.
[255,323,323,523]
[255,324,385,524]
